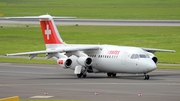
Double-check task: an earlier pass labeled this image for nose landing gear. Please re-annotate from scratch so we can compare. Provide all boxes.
[144,74,150,80]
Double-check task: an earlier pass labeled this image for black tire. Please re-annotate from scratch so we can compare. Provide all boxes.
[112,73,117,77]
[107,73,112,77]
[77,74,82,78]
[146,75,149,80]
[144,75,150,80]
[83,74,87,78]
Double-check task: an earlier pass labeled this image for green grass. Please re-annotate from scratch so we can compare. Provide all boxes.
[0,0,180,19]
[157,65,180,69]
[0,25,179,64]
[0,57,55,64]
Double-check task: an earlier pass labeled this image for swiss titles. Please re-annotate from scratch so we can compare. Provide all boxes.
[108,50,120,55]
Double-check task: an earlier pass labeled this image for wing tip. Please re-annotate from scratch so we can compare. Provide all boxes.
[172,50,176,53]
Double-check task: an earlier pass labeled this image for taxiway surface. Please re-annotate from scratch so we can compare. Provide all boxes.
[1,19,180,26]
[0,63,180,101]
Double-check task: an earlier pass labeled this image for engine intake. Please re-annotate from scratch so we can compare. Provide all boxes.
[152,56,158,64]
[146,52,158,64]
[77,57,92,67]
[57,58,72,68]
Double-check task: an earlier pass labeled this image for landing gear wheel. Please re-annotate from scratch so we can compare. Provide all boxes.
[83,74,87,78]
[107,73,117,77]
[107,73,112,77]
[144,74,150,80]
[77,73,82,78]
[112,73,117,77]
[77,72,87,78]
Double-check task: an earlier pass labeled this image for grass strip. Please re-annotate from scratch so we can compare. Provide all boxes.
[0,25,179,64]
[0,57,55,64]
[0,0,180,19]
[157,65,180,69]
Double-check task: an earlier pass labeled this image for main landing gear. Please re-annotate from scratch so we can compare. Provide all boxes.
[77,67,88,78]
[144,74,150,80]
[107,73,117,77]
[77,73,86,78]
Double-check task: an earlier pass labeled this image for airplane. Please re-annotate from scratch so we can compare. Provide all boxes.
[6,14,175,80]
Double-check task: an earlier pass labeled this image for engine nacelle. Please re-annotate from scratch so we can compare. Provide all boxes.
[146,52,158,64]
[57,58,72,69]
[77,57,92,67]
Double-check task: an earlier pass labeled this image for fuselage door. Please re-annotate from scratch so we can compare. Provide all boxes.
[121,52,127,65]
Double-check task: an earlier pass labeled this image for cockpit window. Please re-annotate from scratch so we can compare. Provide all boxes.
[131,54,149,59]
[131,54,139,59]
[134,54,139,59]
[146,54,150,58]
[130,54,135,59]
[139,54,146,58]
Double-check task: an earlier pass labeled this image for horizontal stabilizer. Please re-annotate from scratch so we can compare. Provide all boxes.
[4,14,76,19]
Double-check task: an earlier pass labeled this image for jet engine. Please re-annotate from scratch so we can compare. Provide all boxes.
[57,58,72,68]
[146,52,158,64]
[77,57,92,67]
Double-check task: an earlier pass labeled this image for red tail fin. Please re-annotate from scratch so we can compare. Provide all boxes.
[40,18,64,45]
[5,14,75,48]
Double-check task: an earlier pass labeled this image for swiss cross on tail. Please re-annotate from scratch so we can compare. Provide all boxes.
[40,20,62,44]
[45,24,51,40]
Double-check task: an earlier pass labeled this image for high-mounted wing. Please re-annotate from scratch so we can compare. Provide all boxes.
[6,45,99,57]
[142,48,176,53]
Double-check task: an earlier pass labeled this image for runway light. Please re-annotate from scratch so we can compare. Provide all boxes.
[138,93,142,97]
[95,92,99,95]
[44,91,48,95]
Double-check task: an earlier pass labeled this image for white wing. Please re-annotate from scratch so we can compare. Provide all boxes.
[142,48,176,53]
[6,46,99,56]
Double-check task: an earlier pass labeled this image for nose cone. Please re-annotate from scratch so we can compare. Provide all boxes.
[140,59,157,73]
[148,62,157,71]
[144,59,157,73]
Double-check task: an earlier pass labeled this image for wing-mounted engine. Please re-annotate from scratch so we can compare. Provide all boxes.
[49,53,73,69]
[67,51,93,67]
[146,52,158,64]
[57,58,72,68]
[77,57,92,67]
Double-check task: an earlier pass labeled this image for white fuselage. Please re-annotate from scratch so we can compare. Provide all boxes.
[58,44,157,74]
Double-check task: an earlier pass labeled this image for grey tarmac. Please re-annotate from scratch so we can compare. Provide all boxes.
[0,63,180,101]
[1,19,180,26]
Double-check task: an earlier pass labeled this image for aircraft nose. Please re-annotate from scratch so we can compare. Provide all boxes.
[147,61,157,71]
[150,62,156,70]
